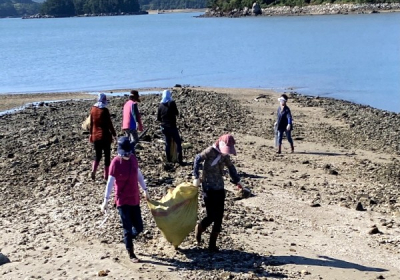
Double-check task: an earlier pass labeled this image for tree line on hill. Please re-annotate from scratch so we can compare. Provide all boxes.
[40,0,141,17]
[0,0,40,17]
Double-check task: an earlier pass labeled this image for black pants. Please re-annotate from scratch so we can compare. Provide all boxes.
[161,126,182,161]
[118,205,143,250]
[93,139,111,166]
[200,189,226,233]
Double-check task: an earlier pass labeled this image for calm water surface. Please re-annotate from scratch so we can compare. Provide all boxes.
[1,12,399,112]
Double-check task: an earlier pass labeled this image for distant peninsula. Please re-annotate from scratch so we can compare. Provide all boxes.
[202,1,400,17]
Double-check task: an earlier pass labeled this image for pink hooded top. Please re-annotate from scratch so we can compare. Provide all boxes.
[109,155,140,206]
[122,100,142,130]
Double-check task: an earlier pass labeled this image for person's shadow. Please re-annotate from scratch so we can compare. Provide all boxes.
[139,248,387,278]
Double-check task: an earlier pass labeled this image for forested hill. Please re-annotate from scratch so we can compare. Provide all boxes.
[139,0,206,10]
[0,0,40,17]
[40,0,141,17]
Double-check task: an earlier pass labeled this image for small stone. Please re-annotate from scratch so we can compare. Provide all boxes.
[355,202,366,211]
[301,269,310,275]
[311,203,321,207]
[98,269,110,276]
[368,225,382,235]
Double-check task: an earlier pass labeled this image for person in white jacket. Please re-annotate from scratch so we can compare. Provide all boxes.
[100,136,149,263]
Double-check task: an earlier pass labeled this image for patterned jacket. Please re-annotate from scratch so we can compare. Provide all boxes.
[193,146,240,191]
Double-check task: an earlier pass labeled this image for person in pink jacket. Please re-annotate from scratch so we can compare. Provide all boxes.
[100,136,150,262]
[122,90,143,145]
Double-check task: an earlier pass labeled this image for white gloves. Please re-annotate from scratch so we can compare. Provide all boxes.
[101,199,108,214]
[193,178,201,187]
[286,124,291,131]
[274,122,277,127]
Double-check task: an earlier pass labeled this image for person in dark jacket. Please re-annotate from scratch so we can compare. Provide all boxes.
[89,93,117,180]
[192,134,244,252]
[275,94,294,154]
[157,89,184,165]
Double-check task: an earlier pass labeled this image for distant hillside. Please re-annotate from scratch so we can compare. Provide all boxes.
[40,0,141,17]
[139,0,207,10]
[0,0,41,17]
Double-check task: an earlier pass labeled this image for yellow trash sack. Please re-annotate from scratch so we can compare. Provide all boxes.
[148,182,198,248]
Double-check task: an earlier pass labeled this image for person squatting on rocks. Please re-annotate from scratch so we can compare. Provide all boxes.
[89,93,117,181]
[275,94,294,154]
[192,134,244,252]
[100,136,150,263]
[122,90,144,146]
[157,89,184,165]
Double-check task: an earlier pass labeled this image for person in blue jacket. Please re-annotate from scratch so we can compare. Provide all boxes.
[275,94,294,154]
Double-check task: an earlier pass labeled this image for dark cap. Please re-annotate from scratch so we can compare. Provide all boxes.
[117,136,132,156]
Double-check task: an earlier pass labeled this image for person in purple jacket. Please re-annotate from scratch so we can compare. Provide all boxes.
[275,94,294,154]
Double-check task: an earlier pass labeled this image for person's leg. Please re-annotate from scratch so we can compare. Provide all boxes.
[286,130,294,152]
[131,130,139,145]
[92,140,102,180]
[277,130,284,154]
[103,141,111,180]
[118,205,137,261]
[161,127,172,162]
[171,128,183,164]
[197,190,217,245]
[130,205,143,239]
[200,191,216,230]
[209,190,226,252]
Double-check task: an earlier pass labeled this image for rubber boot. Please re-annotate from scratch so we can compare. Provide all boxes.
[166,152,172,163]
[195,223,205,245]
[291,144,294,153]
[127,247,139,263]
[178,153,185,166]
[209,232,219,252]
[104,166,109,181]
[276,145,282,154]
[91,161,99,180]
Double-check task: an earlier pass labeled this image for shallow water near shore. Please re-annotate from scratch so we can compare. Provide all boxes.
[1,12,399,112]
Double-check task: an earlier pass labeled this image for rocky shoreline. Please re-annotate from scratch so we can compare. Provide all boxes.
[0,87,399,279]
[21,11,148,19]
[200,3,400,17]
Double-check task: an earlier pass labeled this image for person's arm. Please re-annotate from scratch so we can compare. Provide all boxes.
[106,109,117,137]
[225,157,240,184]
[171,101,179,117]
[137,168,149,200]
[286,107,292,130]
[157,105,162,122]
[89,108,93,135]
[133,103,143,131]
[193,153,205,179]
[286,107,292,125]
[101,175,115,213]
